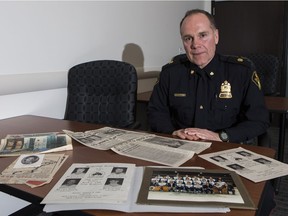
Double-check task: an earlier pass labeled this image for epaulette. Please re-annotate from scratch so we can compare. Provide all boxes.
[172,54,189,63]
[162,60,177,70]
[220,55,253,68]
[162,54,189,70]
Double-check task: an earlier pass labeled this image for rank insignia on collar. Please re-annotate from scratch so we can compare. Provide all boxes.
[252,71,261,90]
[219,80,232,98]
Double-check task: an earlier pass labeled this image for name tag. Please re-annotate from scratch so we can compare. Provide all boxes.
[174,93,186,97]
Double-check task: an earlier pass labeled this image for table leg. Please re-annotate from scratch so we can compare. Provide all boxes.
[275,113,287,194]
[278,113,287,161]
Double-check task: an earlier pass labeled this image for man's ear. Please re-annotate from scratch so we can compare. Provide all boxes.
[214,29,219,45]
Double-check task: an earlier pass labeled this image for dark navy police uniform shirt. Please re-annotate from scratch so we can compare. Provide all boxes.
[147,54,269,143]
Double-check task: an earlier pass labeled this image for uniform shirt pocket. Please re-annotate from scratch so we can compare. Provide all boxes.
[170,93,194,126]
[212,99,239,128]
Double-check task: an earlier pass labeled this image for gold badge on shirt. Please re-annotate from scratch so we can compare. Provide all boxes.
[219,80,232,98]
[252,71,261,90]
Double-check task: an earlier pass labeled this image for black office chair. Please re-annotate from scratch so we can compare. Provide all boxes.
[245,53,280,96]
[64,60,140,129]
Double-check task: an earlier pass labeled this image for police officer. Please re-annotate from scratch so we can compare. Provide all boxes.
[147,9,269,144]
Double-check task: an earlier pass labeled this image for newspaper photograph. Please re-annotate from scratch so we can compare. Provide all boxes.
[199,147,288,183]
[0,153,68,187]
[0,132,73,156]
[41,163,136,204]
[64,127,211,167]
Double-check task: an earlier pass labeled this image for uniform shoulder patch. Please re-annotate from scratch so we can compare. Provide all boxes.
[221,55,253,68]
[252,71,261,90]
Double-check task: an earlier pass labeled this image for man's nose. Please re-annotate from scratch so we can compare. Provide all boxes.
[191,37,201,48]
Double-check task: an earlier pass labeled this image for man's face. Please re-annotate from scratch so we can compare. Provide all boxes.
[115,168,124,174]
[76,168,85,173]
[67,180,77,185]
[110,180,119,185]
[180,13,219,68]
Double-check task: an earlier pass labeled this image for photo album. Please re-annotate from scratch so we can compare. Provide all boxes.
[42,163,254,213]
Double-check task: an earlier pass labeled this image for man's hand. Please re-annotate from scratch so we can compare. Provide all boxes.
[172,128,221,142]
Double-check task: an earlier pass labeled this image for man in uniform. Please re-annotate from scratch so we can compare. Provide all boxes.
[147,9,269,144]
[147,9,275,215]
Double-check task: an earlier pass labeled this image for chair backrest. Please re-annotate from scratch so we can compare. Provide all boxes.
[245,54,280,96]
[64,60,138,128]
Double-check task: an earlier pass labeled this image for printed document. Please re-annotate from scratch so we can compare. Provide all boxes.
[199,147,288,182]
[42,163,136,204]
[64,127,211,167]
[0,132,72,156]
[0,153,68,187]
[42,163,230,213]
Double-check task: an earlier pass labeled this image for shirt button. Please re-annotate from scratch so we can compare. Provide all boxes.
[191,70,195,74]
[210,71,214,76]
[200,105,204,109]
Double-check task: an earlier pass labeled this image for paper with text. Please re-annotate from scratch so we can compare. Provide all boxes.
[41,163,136,204]
[64,127,211,167]
[199,147,288,182]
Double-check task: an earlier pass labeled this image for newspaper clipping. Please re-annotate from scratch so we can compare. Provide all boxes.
[199,147,288,183]
[0,153,68,187]
[0,132,73,156]
[64,127,211,167]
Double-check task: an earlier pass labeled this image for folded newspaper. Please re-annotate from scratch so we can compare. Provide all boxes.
[63,127,211,167]
[0,132,73,156]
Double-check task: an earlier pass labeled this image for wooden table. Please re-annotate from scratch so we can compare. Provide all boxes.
[0,115,276,216]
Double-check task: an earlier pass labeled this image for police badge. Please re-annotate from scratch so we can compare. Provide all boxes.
[219,80,232,98]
